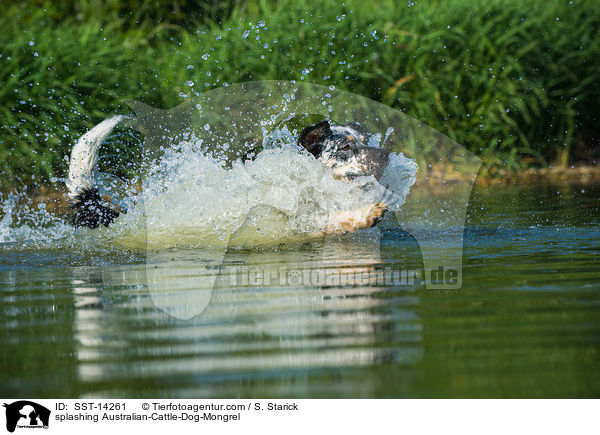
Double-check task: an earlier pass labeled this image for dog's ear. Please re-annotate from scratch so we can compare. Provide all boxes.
[298,120,330,157]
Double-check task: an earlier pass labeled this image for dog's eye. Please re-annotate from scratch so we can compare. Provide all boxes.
[340,144,350,151]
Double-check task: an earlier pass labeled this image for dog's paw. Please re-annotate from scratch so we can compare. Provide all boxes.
[364,202,388,228]
[324,202,388,235]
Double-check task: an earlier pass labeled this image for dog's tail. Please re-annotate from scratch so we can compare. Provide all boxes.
[66,115,130,229]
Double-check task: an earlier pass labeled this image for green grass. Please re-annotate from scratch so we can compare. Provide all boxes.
[1,0,599,190]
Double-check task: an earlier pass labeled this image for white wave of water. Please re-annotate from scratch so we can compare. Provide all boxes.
[0,194,75,247]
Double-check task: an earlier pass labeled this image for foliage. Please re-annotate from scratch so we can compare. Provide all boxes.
[1,0,598,189]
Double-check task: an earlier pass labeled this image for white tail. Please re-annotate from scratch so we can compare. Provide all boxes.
[66,115,129,199]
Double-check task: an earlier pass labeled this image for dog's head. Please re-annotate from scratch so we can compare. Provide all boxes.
[298,120,389,180]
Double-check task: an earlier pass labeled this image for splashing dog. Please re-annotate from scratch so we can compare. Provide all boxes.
[66,116,391,237]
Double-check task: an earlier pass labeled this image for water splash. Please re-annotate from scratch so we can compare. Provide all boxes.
[106,131,417,250]
[0,132,417,254]
[0,193,74,246]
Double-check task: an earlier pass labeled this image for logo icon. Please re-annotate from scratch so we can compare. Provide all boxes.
[3,401,50,432]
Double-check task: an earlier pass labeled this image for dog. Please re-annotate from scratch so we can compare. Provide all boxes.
[66,116,390,235]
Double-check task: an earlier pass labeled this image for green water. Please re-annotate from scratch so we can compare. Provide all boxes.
[1,182,599,398]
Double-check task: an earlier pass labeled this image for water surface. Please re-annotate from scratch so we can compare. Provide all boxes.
[1,182,599,398]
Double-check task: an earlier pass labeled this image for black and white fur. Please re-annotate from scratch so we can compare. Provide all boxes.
[66,115,129,229]
[67,117,390,233]
[298,120,390,181]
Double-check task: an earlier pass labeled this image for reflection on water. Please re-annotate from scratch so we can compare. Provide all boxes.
[73,234,423,397]
[1,229,425,398]
[1,183,599,398]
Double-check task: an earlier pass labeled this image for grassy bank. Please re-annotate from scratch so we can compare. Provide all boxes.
[1,0,599,190]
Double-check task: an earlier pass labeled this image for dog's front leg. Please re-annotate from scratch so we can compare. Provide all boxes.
[323,202,388,235]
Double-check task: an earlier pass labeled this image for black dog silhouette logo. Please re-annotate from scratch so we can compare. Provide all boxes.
[3,401,50,432]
